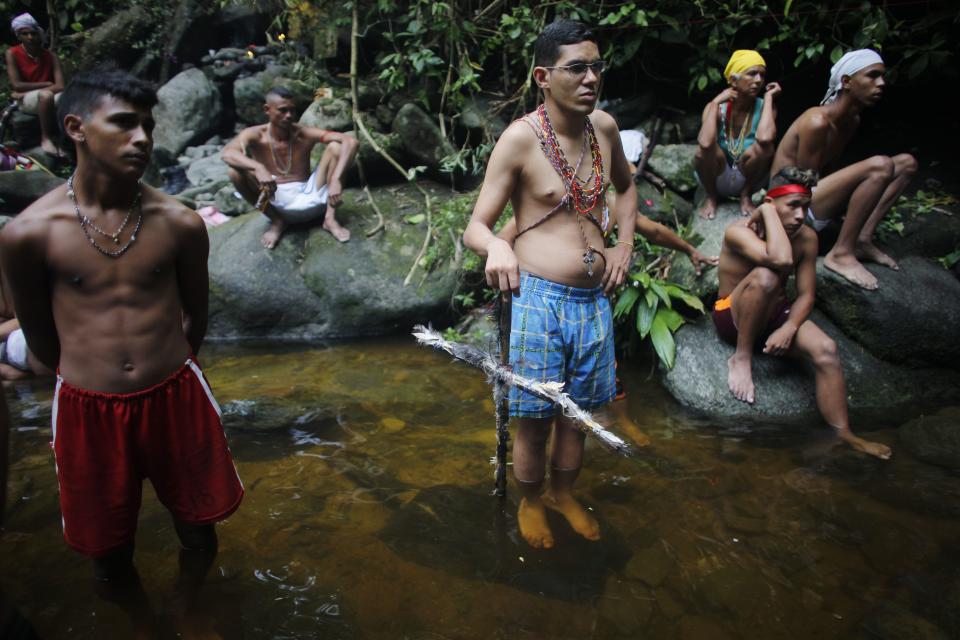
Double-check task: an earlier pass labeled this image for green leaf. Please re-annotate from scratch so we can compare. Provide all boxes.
[649,314,676,369]
[784,0,794,17]
[665,285,705,312]
[908,53,929,79]
[696,74,708,91]
[636,299,657,339]
[644,288,658,308]
[404,213,425,224]
[656,307,685,332]
[649,280,672,309]
[613,287,640,319]
[830,45,844,64]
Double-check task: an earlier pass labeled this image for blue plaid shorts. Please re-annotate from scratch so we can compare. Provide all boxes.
[508,272,616,418]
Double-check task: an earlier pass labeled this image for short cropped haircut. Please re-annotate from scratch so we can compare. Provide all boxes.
[57,65,158,138]
[534,19,596,68]
[770,166,818,190]
[265,86,294,101]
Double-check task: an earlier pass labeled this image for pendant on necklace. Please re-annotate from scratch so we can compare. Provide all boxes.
[583,249,596,277]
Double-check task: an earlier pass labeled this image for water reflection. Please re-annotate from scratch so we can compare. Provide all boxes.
[0,338,957,638]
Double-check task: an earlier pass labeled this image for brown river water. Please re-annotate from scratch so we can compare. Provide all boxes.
[1,338,958,639]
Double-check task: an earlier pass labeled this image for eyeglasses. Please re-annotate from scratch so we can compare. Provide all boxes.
[543,60,606,77]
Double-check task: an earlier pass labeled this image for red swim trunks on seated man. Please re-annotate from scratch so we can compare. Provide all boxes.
[4,12,64,154]
[771,49,916,290]
[0,66,243,631]
[464,20,637,549]
[713,166,891,459]
[694,49,780,219]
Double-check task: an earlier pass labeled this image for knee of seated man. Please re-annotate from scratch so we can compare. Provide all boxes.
[749,266,781,292]
[895,153,919,176]
[812,336,839,365]
[868,155,895,180]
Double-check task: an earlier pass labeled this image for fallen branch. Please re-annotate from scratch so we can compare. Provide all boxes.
[412,325,633,456]
[363,185,385,237]
[404,194,433,287]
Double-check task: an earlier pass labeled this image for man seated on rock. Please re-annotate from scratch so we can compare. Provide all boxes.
[771,49,916,290]
[4,13,64,155]
[694,50,779,220]
[222,86,359,249]
[714,166,891,459]
[0,273,49,380]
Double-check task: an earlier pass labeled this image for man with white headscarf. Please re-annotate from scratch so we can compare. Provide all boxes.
[771,49,916,290]
[694,49,782,219]
[4,12,64,154]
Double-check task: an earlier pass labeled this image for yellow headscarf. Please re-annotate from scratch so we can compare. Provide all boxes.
[724,50,766,82]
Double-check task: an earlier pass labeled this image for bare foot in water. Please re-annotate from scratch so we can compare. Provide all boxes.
[739,192,756,217]
[838,431,892,460]
[856,240,899,270]
[823,251,878,290]
[543,490,600,541]
[727,353,755,404]
[261,219,286,249]
[323,212,351,243]
[518,497,554,549]
[697,197,718,220]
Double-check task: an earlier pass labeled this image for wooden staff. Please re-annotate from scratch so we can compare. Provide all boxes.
[494,294,512,498]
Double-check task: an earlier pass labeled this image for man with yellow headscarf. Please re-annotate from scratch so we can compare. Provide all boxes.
[694,49,781,219]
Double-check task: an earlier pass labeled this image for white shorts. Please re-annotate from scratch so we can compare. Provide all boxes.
[1,328,29,371]
[18,89,60,115]
[269,179,329,225]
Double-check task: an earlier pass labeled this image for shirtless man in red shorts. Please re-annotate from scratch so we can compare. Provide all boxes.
[0,67,243,636]
[713,166,890,459]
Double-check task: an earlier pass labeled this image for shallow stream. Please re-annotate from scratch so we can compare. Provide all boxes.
[2,339,958,639]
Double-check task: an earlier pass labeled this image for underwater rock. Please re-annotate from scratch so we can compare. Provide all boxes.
[899,414,960,469]
[597,576,653,634]
[623,542,675,587]
[662,313,960,422]
[816,256,960,370]
[207,181,462,339]
[696,565,766,617]
[862,606,950,640]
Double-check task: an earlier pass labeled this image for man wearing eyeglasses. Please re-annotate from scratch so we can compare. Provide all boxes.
[464,20,636,549]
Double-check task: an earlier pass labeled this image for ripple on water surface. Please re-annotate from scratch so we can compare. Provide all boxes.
[1,338,959,639]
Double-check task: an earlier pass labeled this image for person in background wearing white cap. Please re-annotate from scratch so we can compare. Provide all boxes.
[771,49,916,290]
[4,12,64,155]
[694,49,781,220]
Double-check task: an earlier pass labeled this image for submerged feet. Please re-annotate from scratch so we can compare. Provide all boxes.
[727,353,755,404]
[838,430,893,460]
[823,251,878,290]
[517,497,553,549]
[543,490,600,542]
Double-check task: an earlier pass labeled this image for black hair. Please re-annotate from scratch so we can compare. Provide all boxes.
[265,86,294,101]
[533,19,596,68]
[57,65,158,139]
[770,166,818,190]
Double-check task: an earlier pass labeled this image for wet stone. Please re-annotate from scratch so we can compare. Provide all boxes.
[863,606,950,640]
[623,542,675,587]
[379,417,406,432]
[751,537,821,576]
[680,616,735,640]
[654,587,685,619]
[899,414,960,470]
[722,508,768,535]
[698,565,767,617]
[597,576,653,635]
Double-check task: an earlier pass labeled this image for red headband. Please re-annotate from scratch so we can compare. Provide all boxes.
[766,184,811,199]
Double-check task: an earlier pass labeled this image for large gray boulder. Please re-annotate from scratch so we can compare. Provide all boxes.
[233,68,315,126]
[76,5,156,70]
[298,97,353,132]
[668,201,736,298]
[0,171,64,213]
[815,256,960,369]
[648,144,698,194]
[186,154,231,187]
[898,412,960,470]
[888,208,960,261]
[154,69,223,162]
[207,181,462,339]
[661,312,960,423]
[635,178,693,227]
[392,103,455,175]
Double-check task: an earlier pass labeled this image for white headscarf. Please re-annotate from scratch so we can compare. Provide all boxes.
[821,49,884,105]
[11,12,43,36]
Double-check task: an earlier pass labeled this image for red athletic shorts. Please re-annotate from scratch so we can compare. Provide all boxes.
[51,358,244,557]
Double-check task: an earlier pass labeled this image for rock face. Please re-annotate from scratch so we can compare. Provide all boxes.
[76,5,156,69]
[661,313,960,423]
[635,179,693,227]
[298,98,353,132]
[392,103,455,175]
[153,69,223,162]
[648,144,698,194]
[899,413,960,469]
[233,69,315,126]
[186,154,231,187]
[207,182,461,339]
[668,200,737,298]
[891,209,960,260]
[815,256,960,369]
[0,171,64,214]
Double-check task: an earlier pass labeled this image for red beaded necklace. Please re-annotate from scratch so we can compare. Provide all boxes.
[535,104,605,216]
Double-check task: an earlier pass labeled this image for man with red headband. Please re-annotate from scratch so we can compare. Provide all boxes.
[714,166,891,459]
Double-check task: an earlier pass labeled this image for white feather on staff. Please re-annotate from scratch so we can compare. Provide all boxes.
[413,325,632,456]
